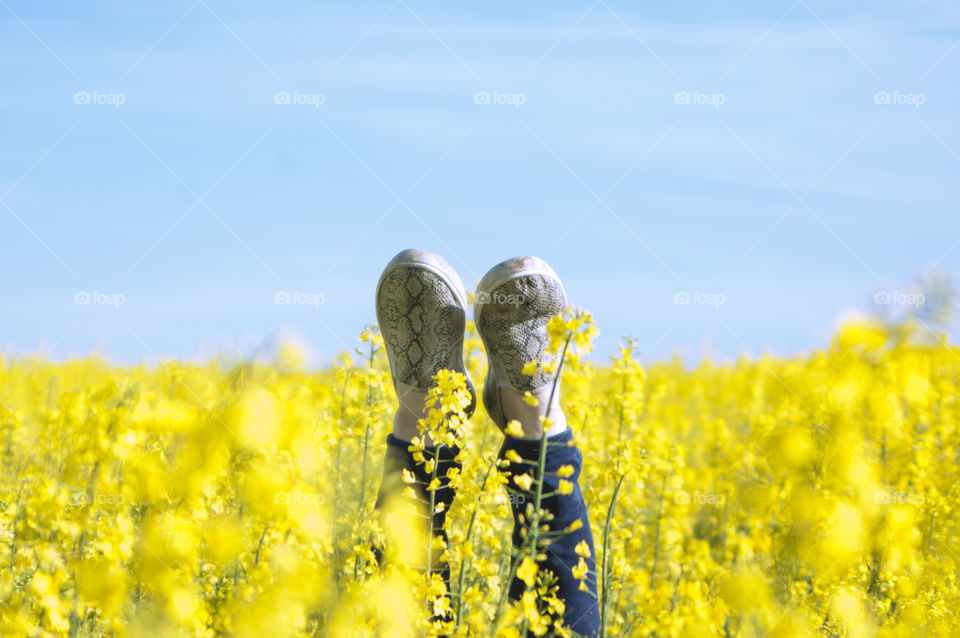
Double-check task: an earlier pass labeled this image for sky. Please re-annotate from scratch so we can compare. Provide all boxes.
[1,1,959,366]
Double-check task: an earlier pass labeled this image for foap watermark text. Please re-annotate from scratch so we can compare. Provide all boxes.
[674,291,726,308]
[74,291,125,308]
[674,90,725,108]
[274,91,325,108]
[74,90,125,108]
[473,90,525,109]
[274,291,325,308]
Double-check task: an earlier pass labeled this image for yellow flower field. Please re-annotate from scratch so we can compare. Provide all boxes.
[1,314,957,637]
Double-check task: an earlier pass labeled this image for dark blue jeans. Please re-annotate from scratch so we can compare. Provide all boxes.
[375,434,461,590]
[498,428,600,636]
[376,429,600,636]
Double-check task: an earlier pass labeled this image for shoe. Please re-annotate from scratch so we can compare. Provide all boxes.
[474,256,567,433]
[376,249,475,414]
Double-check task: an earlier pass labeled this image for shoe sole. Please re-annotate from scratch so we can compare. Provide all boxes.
[474,256,567,429]
[376,249,475,407]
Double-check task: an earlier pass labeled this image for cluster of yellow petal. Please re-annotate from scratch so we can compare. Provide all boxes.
[0,316,957,637]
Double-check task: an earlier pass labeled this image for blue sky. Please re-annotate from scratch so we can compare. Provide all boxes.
[1,1,958,366]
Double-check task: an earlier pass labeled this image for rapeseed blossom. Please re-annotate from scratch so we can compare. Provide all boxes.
[0,315,956,636]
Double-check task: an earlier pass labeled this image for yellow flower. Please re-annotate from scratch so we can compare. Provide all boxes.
[517,556,539,588]
[4,310,957,637]
[505,419,525,438]
[513,473,534,491]
[572,557,589,580]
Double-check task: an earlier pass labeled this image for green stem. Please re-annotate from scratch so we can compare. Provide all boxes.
[427,446,440,581]
[492,330,573,636]
[9,483,22,572]
[528,335,570,561]
[600,474,625,636]
[650,474,667,589]
[332,372,350,574]
[522,335,571,636]
[359,386,373,508]
[492,543,529,635]
[355,390,372,584]
[454,451,498,628]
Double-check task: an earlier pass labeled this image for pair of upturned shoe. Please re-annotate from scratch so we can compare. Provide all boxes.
[375,249,567,437]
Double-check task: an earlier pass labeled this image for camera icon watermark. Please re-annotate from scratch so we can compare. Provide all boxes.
[274,290,325,308]
[476,491,525,507]
[475,290,525,307]
[273,90,325,108]
[674,90,725,108]
[675,490,725,506]
[674,290,725,308]
[874,490,924,506]
[873,290,924,307]
[74,291,125,308]
[275,491,325,506]
[473,90,525,109]
[72,491,126,507]
[873,90,925,109]
[73,90,125,108]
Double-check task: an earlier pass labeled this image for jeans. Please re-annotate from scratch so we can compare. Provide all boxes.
[376,428,600,636]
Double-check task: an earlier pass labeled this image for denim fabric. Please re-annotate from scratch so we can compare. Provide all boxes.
[498,428,600,637]
[375,429,599,636]
[375,434,461,586]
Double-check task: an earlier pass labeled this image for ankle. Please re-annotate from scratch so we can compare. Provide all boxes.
[392,381,439,445]
[498,386,567,439]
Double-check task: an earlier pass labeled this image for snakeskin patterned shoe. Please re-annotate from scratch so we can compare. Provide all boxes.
[376,249,475,416]
[474,256,567,434]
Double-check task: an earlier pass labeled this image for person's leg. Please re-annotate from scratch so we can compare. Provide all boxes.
[475,256,600,637]
[372,249,475,603]
[499,429,600,636]
[375,432,461,583]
